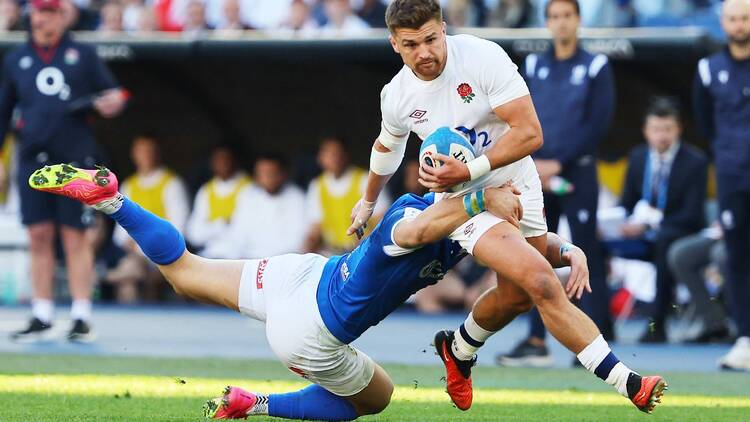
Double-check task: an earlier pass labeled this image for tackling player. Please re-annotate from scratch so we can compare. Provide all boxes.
[29,162,589,420]
[348,0,666,414]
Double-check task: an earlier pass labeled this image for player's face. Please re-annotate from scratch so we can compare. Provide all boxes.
[131,138,160,172]
[722,0,750,45]
[546,2,580,43]
[318,140,349,176]
[643,116,681,154]
[390,19,447,81]
[211,149,236,180]
[254,159,286,194]
[30,9,65,44]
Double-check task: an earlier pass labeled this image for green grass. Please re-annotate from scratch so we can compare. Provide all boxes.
[0,353,748,421]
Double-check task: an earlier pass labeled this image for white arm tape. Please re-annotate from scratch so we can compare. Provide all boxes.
[370,141,406,176]
[466,155,492,180]
[377,123,409,151]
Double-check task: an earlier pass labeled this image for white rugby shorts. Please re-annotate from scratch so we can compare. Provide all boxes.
[238,253,376,397]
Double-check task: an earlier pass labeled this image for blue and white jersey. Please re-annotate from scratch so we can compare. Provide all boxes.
[316,193,466,344]
[694,48,750,185]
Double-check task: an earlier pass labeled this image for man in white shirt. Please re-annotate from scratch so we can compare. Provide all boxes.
[304,136,390,254]
[319,0,371,36]
[186,145,251,258]
[219,152,307,259]
[348,0,666,412]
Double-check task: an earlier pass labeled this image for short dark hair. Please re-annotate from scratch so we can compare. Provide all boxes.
[255,151,289,170]
[645,97,682,123]
[385,0,442,34]
[545,0,580,18]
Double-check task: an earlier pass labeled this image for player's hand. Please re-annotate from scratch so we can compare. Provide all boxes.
[347,198,377,239]
[620,222,647,239]
[485,185,523,229]
[418,153,471,193]
[94,89,127,118]
[535,159,562,179]
[563,245,591,300]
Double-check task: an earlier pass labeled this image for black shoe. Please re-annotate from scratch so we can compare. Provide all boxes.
[9,317,54,343]
[67,319,96,343]
[496,338,553,367]
[685,326,732,344]
[639,325,667,344]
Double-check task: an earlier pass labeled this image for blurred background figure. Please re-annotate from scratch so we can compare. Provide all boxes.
[498,0,615,368]
[98,0,125,34]
[355,0,387,28]
[304,136,389,255]
[121,0,146,32]
[219,152,307,259]
[60,0,98,31]
[215,0,251,31]
[109,135,189,303]
[3,0,125,343]
[0,0,25,31]
[240,0,293,30]
[489,0,533,28]
[186,145,251,258]
[182,0,213,37]
[667,222,731,344]
[135,6,159,32]
[693,0,750,371]
[278,0,318,34]
[618,99,708,343]
[319,0,370,36]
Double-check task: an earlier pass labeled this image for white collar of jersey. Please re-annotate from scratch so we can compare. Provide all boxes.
[404,36,454,90]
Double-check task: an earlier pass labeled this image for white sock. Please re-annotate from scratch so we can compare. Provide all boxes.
[576,334,637,397]
[32,298,54,324]
[247,394,269,416]
[92,193,124,215]
[452,312,496,361]
[70,300,92,322]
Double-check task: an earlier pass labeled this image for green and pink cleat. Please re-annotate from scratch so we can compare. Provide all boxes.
[203,386,266,419]
[28,163,119,205]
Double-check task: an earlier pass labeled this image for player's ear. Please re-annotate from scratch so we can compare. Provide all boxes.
[389,34,400,54]
[441,21,447,35]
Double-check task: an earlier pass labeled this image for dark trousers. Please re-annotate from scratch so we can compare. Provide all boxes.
[717,181,750,338]
[528,163,612,339]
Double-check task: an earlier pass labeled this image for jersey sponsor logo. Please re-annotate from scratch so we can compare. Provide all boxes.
[409,109,426,119]
[36,67,71,100]
[64,48,79,66]
[419,259,445,280]
[340,262,350,281]
[256,258,268,289]
[463,222,476,237]
[19,56,32,70]
[457,83,475,103]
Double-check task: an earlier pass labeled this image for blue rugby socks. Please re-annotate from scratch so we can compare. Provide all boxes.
[95,195,185,266]
[577,334,635,397]
[267,384,358,421]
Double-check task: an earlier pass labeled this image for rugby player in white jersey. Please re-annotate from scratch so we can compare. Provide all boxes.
[348,0,667,413]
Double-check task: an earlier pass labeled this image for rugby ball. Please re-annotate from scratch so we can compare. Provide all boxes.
[419,127,476,192]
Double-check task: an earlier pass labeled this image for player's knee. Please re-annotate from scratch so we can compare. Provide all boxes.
[28,227,54,251]
[524,271,562,304]
[359,383,393,416]
[508,295,534,315]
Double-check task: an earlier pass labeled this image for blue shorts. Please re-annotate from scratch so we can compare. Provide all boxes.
[17,154,96,229]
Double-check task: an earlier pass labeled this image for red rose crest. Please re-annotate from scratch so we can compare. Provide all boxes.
[457,83,475,103]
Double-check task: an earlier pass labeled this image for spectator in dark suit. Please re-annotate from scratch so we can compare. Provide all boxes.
[620,98,708,343]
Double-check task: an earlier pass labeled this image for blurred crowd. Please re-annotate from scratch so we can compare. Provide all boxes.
[0,0,729,37]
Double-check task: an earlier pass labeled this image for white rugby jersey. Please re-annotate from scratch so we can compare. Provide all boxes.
[380,34,539,196]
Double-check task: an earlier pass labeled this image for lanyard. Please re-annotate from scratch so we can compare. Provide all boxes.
[642,151,669,210]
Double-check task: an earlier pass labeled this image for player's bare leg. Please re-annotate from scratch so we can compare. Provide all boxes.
[438,222,667,413]
[158,252,245,311]
[28,222,56,303]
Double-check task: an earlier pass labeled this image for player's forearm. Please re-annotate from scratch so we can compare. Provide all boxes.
[396,196,468,248]
[363,171,391,203]
[365,139,404,202]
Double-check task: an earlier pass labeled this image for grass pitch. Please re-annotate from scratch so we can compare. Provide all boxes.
[0,353,748,421]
